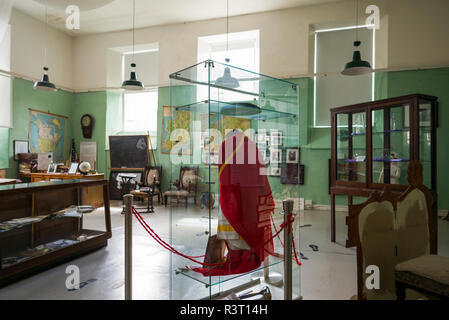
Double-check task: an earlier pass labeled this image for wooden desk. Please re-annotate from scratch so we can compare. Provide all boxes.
[19,173,105,207]
[0,179,17,186]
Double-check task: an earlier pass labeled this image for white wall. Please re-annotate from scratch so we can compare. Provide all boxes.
[9,9,73,89]
[8,0,449,91]
[0,25,12,128]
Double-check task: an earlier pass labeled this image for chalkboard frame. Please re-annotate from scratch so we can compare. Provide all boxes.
[109,134,151,170]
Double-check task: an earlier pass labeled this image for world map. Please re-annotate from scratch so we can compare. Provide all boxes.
[29,109,66,161]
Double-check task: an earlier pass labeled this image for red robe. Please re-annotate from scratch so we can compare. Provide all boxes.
[193,132,275,276]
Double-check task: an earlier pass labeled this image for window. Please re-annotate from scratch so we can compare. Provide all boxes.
[314,25,375,127]
[123,90,158,148]
[198,30,259,101]
[121,46,159,148]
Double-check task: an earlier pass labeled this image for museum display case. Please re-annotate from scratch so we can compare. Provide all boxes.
[167,60,301,300]
[0,179,111,286]
[330,94,438,245]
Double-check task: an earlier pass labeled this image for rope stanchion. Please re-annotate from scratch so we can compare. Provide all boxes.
[270,214,302,266]
[131,206,299,269]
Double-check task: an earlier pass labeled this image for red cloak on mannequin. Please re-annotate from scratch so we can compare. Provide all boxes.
[193,132,275,276]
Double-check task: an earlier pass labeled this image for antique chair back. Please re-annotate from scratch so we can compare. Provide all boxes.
[347,161,436,299]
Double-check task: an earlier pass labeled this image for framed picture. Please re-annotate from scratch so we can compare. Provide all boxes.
[281,163,304,185]
[68,162,79,174]
[256,131,267,144]
[270,131,283,146]
[47,162,58,173]
[270,166,281,176]
[13,140,29,160]
[270,149,281,164]
[259,149,269,164]
[286,148,299,164]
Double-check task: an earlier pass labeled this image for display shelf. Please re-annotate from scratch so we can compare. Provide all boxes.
[175,256,283,287]
[175,99,297,121]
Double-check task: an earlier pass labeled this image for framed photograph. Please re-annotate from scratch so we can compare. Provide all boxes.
[13,140,29,160]
[270,149,281,164]
[286,148,299,163]
[68,162,79,174]
[270,131,283,146]
[47,162,58,173]
[256,131,267,144]
[259,149,269,164]
[270,166,281,176]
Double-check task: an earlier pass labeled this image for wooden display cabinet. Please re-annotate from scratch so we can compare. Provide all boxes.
[0,179,111,287]
[330,94,438,245]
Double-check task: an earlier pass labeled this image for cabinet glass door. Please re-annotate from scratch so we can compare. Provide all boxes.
[336,112,366,183]
[418,99,433,189]
[371,104,410,185]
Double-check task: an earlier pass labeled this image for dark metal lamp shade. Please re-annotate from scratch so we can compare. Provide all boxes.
[341,41,372,76]
[122,63,144,90]
[34,67,57,92]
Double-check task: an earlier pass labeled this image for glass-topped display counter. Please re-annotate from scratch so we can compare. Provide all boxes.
[0,179,111,287]
[168,60,301,300]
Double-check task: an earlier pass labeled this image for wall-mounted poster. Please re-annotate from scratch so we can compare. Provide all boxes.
[28,109,67,162]
[160,106,192,155]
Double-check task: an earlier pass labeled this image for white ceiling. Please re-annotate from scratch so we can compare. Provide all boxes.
[12,0,343,36]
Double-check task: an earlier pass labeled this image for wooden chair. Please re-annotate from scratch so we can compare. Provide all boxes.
[130,166,162,213]
[346,160,437,300]
[164,166,198,207]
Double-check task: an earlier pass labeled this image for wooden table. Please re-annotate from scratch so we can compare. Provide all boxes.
[19,172,105,206]
[0,178,16,186]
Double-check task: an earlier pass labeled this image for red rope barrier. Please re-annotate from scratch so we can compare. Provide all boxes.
[270,214,302,266]
[131,206,299,268]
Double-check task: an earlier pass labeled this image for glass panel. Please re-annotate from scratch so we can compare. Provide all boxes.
[336,112,366,182]
[372,104,410,185]
[0,181,107,270]
[169,60,300,300]
[419,100,432,189]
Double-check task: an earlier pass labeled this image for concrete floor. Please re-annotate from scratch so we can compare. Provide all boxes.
[0,201,447,300]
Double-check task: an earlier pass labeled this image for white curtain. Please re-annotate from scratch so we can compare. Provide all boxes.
[0,0,12,44]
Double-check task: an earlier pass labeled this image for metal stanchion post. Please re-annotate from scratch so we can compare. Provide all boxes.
[124,194,133,300]
[282,199,294,300]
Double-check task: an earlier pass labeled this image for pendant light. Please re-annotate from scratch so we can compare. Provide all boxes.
[215,0,240,89]
[122,0,144,90]
[34,4,57,92]
[341,0,372,76]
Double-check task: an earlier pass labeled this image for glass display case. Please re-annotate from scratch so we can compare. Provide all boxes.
[0,179,111,287]
[167,60,301,300]
[330,94,438,244]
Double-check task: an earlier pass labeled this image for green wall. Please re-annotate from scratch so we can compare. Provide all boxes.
[71,91,108,175]
[4,78,74,177]
[2,68,448,210]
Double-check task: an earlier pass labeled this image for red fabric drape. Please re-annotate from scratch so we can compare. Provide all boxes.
[193,132,275,276]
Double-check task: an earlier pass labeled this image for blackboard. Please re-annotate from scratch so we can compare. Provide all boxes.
[109,135,150,169]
